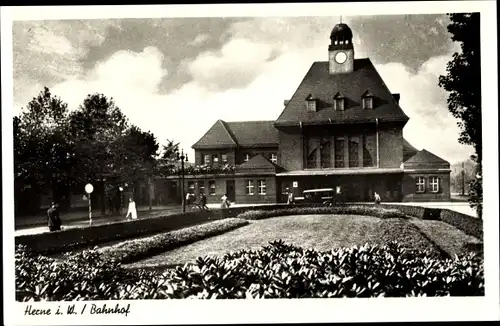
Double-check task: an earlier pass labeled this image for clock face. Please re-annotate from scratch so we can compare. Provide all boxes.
[335,51,347,64]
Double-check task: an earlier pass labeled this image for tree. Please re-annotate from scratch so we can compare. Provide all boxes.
[438,13,482,218]
[14,87,73,212]
[157,139,180,177]
[68,93,129,214]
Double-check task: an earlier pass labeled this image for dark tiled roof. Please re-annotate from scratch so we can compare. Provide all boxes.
[403,138,419,161]
[236,154,276,171]
[275,59,410,126]
[193,120,278,149]
[192,120,237,149]
[404,149,450,165]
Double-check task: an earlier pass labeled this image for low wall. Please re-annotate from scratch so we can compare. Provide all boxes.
[15,203,482,255]
[15,204,287,255]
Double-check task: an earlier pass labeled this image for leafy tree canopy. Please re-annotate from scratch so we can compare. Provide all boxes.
[438,13,481,163]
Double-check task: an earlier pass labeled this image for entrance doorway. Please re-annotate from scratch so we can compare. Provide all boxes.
[226,180,235,202]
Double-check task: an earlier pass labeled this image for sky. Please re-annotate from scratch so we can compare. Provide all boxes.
[12,14,475,164]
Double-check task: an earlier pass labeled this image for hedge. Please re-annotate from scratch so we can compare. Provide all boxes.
[15,203,482,255]
[236,205,406,220]
[98,218,249,264]
[440,209,483,240]
[14,205,285,255]
[15,240,484,301]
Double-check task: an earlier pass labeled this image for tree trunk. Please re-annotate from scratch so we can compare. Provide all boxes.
[100,181,106,216]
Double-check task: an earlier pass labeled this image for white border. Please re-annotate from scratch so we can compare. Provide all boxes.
[2,2,499,325]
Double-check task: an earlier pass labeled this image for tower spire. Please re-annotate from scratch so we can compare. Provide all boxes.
[340,15,342,24]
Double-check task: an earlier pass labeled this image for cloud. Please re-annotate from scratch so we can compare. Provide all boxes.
[189,34,210,46]
[14,16,472,165]
[376,50,474,163]
[28,27,76,56]
[187,38,278,91]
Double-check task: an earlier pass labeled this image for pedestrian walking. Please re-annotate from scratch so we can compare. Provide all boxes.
[374,192,381,205]
[286,189,295,205]
[47,202,62,232]
[220,193,231,209]
[126,197,138,220]
[199,193,209,211]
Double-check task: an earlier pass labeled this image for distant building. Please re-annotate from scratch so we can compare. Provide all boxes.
[173,22,451,204]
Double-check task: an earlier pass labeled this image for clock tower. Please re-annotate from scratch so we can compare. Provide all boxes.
[328,23,354,75]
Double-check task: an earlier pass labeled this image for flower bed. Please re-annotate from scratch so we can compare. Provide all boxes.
[236,205,406,220]
[98,218,249,264]
[15,240,484,301]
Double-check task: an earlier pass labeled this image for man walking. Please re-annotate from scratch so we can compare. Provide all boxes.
[199,193,209,211]
[47,202,62,232]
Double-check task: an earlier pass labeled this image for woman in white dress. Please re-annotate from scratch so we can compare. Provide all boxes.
[126,197,138,220]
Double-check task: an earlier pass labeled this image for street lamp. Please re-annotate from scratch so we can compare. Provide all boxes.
[85,183,94,226]
[176,149,189,213]
[119,186,124,215]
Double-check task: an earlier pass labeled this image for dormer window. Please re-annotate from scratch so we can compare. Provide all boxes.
[305,94,317,112]
[333,92,345,111]
[362,90,374,109]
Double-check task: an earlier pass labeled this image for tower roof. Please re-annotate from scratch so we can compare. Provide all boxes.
[274,59,410,127]
[330,23,353,40]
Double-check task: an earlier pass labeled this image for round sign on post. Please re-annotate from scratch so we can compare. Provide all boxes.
[85,183,93,226]
[85,183,94,194]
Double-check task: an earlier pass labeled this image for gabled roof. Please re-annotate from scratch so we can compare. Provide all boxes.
[236,154,276,170]
[192,120,237,149]
[275,59,409,127]
[404,149,449,165]
[402,138,419,161]
[192,120,279,149]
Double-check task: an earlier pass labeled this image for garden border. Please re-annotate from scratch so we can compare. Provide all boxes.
[15,203,482,255]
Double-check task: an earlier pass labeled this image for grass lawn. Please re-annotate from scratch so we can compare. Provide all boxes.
[409,218,483,257]
[127,214,443,270]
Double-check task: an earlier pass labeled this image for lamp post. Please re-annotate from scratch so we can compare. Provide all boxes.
[119,186,124,215]
[85,183,94,226]
[176,149,189,213]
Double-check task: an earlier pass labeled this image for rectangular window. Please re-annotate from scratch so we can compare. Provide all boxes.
[348,136,360,167]
[334,136,345,168]
[306,137,318,169]
[212,155,219,163]
[416,177,426,193]
[246,180,254,195]
[307,101,316,112]
[320,137,331,168]
[199,182,205,195]
[363,97,373,109]
[221,154,228,164]
[203,154,210,165]
[270,153,278,164]
[209,180,216,195]
[429,176,440,193]
[335,98,345,111]
[362,133,374,167]
[188,181,195,194]
[258,180,266,195]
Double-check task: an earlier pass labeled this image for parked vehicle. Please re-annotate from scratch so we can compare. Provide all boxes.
[299,188,339,206]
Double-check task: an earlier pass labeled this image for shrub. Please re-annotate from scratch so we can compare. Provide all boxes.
[440,209,483,240]
[16,240,484,301]
[98,218,249,264]
[15,210,230,255]
[379,204,427,218]
[236,206,406,221]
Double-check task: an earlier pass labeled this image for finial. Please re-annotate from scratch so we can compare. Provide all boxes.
[340,15,342,24]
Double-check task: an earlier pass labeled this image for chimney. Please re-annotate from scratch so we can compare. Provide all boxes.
[284,100,290,106]
[392,93,400,104]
